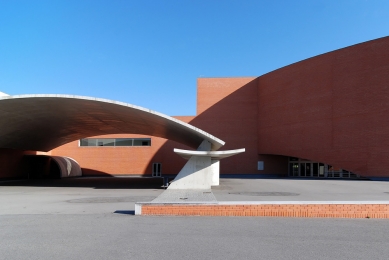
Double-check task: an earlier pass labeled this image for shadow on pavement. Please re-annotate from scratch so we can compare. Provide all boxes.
[114,210,135,215]
[0,177,165,189]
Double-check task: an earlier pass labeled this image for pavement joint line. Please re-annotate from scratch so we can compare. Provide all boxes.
[136,200,389,205]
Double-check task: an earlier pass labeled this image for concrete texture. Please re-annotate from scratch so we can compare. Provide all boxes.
[2,177,389,215]
[151,189,217,203]
[167,140,245,189]
[2,215,389,260]
[53,156,82,177]
[0,177,164,215]
[0,95,224,151]
[213,178,389,201]
[136,178,389,217]
[1,177,389,260]
[167,155,213,189]
[168,140,214,189]
[173,148,245,186]
[173,148,245,160]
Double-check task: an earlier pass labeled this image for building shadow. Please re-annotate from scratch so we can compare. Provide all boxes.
[147,78,288,177]
[0,176,166,189]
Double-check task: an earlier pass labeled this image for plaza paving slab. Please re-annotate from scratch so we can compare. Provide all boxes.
[213,178,389,202]
[151,189,217,203]
[2,214,389,260]
[0,177,164,215]
[2,177,389,260]
[1,177,389,215]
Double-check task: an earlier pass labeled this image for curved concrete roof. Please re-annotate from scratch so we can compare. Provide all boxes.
[0,95,225,151]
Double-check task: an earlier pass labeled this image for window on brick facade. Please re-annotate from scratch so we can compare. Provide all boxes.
[79,138,151,147]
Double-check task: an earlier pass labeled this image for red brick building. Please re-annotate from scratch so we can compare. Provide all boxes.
[1,36,389,179]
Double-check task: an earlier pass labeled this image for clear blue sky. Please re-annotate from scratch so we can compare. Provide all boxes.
[1,0,388,115]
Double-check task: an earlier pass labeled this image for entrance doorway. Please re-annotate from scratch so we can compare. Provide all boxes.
[23,156,61,179]
[288,157,357,178]
[152,163,161,177]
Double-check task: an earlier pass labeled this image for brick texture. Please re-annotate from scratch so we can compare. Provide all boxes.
[141,204,389,218]
[257,36,389,177]
[50,80,287,176]
[191,77,287,174]
[49,37,389,178]
[51,117,195,176]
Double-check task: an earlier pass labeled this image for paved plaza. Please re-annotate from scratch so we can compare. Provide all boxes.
[213,177,389,202]
[2,177,389,215]
[1,177,389,259]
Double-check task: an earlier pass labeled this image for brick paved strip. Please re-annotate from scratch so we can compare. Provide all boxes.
[135,202,389,218]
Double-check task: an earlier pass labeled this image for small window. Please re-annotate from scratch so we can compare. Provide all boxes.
[115,138,133,146]
[133,138,151,146]
[257,161,264,170]
[97,139,115,146]
[80,139,96,147]
[79,138,151,147]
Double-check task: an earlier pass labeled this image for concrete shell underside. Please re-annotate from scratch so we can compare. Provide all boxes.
[0,95,224,152]
[257,36,389,177]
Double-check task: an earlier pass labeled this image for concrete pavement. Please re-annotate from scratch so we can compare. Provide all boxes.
[214,178,389,201]
[1,177,389,215]
[1,177,389,260]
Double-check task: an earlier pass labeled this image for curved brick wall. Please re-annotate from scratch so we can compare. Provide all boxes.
[257,36,389,177]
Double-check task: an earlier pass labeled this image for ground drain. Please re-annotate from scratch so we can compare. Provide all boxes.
[228,192,299,196]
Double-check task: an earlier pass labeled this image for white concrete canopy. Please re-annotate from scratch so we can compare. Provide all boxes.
[174,148,246,160]
[167,141,245,189]
[173,148,245,187]
[0,95,225,151]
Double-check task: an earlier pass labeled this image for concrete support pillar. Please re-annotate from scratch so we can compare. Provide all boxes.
[167,155,213,189]
[167,140,245,190]
[168,140,213,189]
[211,159,220,186]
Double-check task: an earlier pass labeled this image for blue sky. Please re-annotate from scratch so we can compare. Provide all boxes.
[1,0,388,115]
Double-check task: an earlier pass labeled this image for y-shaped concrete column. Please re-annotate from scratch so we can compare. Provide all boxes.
[167,140,245,190]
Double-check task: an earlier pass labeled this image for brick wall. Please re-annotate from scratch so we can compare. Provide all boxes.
[191,77,287,174]
[140,203,389,218]
[50,77,289,176]
[51,116,195,176]
[257,36,389,177]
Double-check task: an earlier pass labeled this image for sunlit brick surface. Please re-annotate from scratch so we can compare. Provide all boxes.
[257,37,389,177]
[140,203,389,218]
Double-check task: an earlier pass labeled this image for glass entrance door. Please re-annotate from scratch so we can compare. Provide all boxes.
[288,157,356,178]
[289,163,299,177]
[299,162,312,177]
[312,163,318,177]
[305,163,312,177]
[298,163,307,177]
